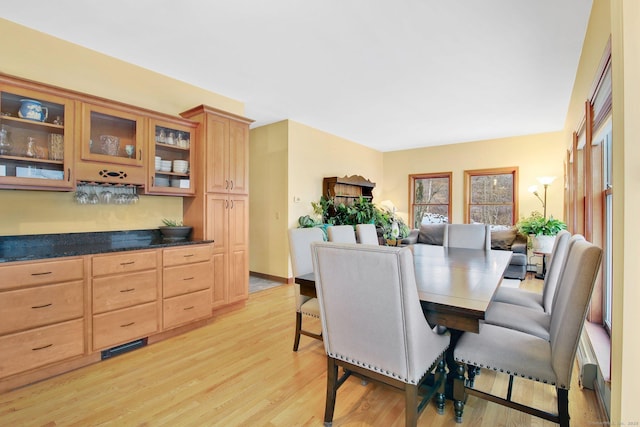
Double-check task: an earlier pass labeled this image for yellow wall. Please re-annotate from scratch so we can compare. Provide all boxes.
[0,18,244,236]
[249,120,289,278]
[383,132,565,225]
[249,119,384,280]
[610,1,640,424]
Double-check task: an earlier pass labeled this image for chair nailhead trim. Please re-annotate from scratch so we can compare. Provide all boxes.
[328,350,447,385]
[454,357,557,387]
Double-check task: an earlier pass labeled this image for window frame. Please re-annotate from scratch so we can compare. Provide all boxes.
[408,172,452,228]
[463,167,519,225]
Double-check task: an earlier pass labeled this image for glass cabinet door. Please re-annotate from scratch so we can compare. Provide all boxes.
[147,118,195,195]
[81,103,144,167]
[0,85,74,190]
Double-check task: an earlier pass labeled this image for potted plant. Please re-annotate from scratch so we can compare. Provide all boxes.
[159,218,193,240]
[516,211,567,253]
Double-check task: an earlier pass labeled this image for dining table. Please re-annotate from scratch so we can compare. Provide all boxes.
[296,244,513,334]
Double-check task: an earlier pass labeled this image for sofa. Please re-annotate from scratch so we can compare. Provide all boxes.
[402,223,528,280]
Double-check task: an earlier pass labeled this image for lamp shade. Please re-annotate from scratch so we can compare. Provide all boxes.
[537,176,556,186]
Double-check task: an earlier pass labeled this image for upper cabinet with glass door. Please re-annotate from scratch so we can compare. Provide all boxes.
[147,117,196,195]
[0,78,75,190]
[76,102,146,185]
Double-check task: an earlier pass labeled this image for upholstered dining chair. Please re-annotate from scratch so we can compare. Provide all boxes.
[443,224,491,250]
[327,225,357,243]
[311,242,450,427]
[492,230,571,312]
[453,238,602,426]
[355,223,379,245]
[288,227,325,351]
[482,233,580,341]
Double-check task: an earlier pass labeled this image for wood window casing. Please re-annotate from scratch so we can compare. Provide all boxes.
[408,172,452,228]
[464,167,518,225]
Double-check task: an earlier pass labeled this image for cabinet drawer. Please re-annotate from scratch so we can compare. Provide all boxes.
[163,262,212,298]
[0,319,84,379]
[163,289,212,330]
[163,244,213,267]
[92,302,158,351]
[0,258,84,291]
[92,270,157,314]
[0,280,84,335]
[92,250,157,277]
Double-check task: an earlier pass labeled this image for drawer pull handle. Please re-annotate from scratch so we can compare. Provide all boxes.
[32,344,53,351]
[120,261,135,266]
[183,254,194,258]
[31,271,52,276]
[120,288,135,293]
[120,322,135,328]
[184,306,195,311]
[183,277,194,281]
[32,303,53,309]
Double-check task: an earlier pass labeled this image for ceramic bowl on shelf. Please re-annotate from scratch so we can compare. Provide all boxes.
[172,160,188,173]
[160,160,172,172]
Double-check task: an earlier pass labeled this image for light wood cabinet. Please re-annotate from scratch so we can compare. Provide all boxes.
[162,244,213,329]
[181,106,252,310]
[0,75,75,190]
[0,257,85,379]
[0,319,84,379]
[206,194,249,308]
[90,250,160,351]
[76,102,146,185]
[146,117,197,195]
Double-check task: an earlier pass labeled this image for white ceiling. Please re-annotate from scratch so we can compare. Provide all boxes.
[1,0,592,152]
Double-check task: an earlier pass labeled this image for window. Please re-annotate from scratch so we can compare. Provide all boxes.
[464,168,518,225]
[409,173,451,228]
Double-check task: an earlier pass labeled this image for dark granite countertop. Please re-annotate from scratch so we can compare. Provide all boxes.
[0,229,213,263]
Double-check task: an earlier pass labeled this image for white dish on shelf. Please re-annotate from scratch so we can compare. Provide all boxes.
[155,177,170,187]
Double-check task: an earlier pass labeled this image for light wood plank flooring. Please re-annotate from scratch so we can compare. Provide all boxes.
[0,277,606,426]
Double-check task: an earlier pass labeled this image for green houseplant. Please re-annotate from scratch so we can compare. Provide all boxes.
[301,196,409,244]
[516,211,567,236]
[516,211,567,253]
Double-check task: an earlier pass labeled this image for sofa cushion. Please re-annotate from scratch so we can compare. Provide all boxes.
[418,223,446,246]
[491,227,517,250]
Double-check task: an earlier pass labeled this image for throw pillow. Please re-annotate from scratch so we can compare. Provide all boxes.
[418,223,446,245]
[491,227,517,250]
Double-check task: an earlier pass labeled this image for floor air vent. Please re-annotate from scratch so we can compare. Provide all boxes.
[101,338,148,360]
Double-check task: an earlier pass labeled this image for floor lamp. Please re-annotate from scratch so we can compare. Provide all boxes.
[528,176,556,219]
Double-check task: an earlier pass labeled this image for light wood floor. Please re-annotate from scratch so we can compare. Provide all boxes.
[0,276,606,426]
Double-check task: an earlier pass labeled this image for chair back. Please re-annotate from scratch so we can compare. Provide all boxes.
[541,230,571,313]
[327,225,357,243]
[549,238,602,388]
[443,224,491,250]
[311,242,449,383]
[356,223,379,245]
[288,227,325,309]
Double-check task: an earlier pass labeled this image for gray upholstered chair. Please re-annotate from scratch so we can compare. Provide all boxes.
[311,242,450,427]
[492,230,572,312]
[288,227,324,351]
[327,225,357,243]
[355,223,379,245]
[453,238,602,426]
[482,232,577,341]
[443,224,491,250]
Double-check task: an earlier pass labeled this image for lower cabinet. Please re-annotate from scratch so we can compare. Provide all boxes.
[92,302,158,350]
[162,244,213,329]
[90,250,160,351]
[0,243,214,391]
[0,319,84,378]
[0,257,85,381]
